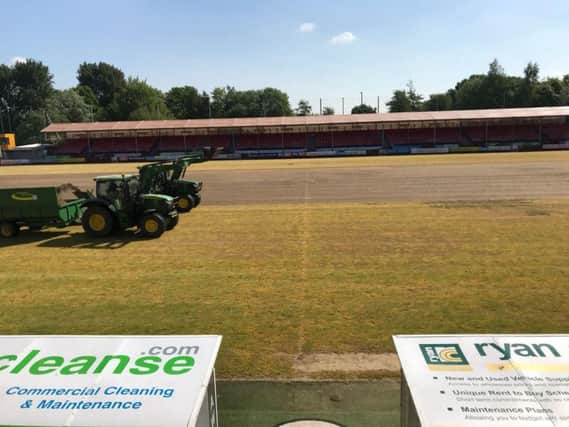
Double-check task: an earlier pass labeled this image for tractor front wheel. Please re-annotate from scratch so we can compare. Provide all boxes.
[0,221,19,238]
[193,194,202,208]
[82,206,114,237]
[140,213,166,238]
[177,195,194,212]
[166,215,179,230]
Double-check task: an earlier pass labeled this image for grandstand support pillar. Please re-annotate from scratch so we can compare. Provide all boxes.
[184,135,187,152]
[485,122,488,145]
[538,121,542,144]
[331,130,334,148]
[135,135,138,154]
[87,133,91,154]
[382,128,385,147]
[433,125,437,145]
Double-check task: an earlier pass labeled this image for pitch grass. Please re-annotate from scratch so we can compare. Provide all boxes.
[1,199,569,379]
[3,150,569,176]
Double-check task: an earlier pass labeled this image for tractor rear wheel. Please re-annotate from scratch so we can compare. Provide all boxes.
[177,195,194,213]
[193,194,202,208]
[82,206,114,237]
[166,215,179,230]
[0,221,19,238]
[140,213,166,238]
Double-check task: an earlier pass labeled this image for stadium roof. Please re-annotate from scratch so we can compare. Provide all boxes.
[42,106,569,134]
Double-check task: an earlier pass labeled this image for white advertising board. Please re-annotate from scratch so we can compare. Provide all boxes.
[0,335,222,427]
[394,334,569,427]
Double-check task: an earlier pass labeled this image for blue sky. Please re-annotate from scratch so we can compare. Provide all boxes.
[3,0,569,113]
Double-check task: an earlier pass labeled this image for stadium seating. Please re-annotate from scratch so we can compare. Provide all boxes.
[208,135,233,150]
[50,121,569,158]
[462,126,486,143]
[385,129,409,145]
[157,136,186,152]
[283,134,306,149]
[332,131,379,147]
[543,124,569,141]
[434,127,461,144]
[91,139,116,153]
[316,132,333,148]
[49,139,89,155]
[258,134,283,149]
[236,134,259,150]
[410,128,436,144]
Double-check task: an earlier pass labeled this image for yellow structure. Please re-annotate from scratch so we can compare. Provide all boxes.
[0,133,15,150]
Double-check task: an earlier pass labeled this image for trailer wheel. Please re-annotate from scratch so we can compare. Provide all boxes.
[82,206,113,237]
[177,195,194,212]
[166,215,179,230]
[0,221,19,238]
[140,213,166,238]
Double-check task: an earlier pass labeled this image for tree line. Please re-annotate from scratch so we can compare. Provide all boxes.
[1,59,568,145]
[387,60,569,113]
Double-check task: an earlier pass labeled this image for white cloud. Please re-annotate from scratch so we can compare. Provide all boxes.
[8,56,26,66]
[330,32,357,45]
[299,22,316,33]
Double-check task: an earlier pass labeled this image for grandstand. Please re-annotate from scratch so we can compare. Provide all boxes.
[41,106,569,160]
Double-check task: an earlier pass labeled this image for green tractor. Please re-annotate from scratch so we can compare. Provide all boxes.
[138,149,215,213]
[81,174,178,239]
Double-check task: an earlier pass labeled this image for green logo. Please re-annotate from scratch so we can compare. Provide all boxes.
[11,192,38,201]
[420,344,469,366]
[0,350,195,376]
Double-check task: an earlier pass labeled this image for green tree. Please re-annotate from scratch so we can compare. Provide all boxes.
[75,85,99,120]
[322,106,334,115]
[210,86,229,118]
[77,62,126,119]
[166,86,209,119]
[15,89,91,145]
[386,90,412,112]
[0,64,13,132]
[295,99,312,116]
[351,104,376,114]
[424,93,453,111]
[47,89,92,123]
[386,82,424,112]
[209,86,292,118]
[11,59,53,114]
[116,77,170,120]
[520,62,540,106]
[533,78,564,106]
[452,75,485,109]
[258,87,293,116]
[406,81,424,111]
[0,59,53,136]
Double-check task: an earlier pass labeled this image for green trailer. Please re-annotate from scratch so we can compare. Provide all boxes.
[0,186,85,238]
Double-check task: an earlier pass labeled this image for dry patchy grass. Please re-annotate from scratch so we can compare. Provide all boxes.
[1,199,568,378]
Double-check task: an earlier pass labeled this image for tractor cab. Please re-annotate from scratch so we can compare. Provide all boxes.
[95,174,139,210]
[81,174,178,238]
[138,152,206,212]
